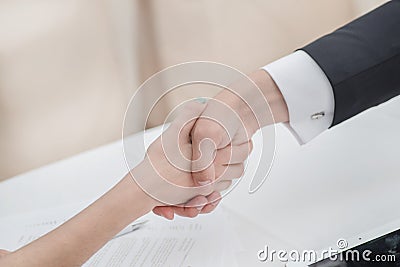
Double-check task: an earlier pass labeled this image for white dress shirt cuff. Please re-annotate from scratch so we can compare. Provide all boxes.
[262,50,335,144]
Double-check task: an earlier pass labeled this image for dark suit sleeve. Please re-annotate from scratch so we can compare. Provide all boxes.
[301,0,400,126]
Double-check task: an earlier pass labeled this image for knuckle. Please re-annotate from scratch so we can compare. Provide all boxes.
[248,140,254,153]
[193,121,222,142]
[234,149,246,162]
[225,180,233,190]
[187,210,198,218]
[215,150,229,164]
[217,180,232,191]
[216,165,228,179]
[239,164,245,176]
[200,186,214,196]
[193,169,213,182]
[181,102,203,116]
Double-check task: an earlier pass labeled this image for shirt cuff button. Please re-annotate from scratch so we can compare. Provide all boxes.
[311,111,325,120]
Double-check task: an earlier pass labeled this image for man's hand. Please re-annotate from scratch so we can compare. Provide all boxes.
[153,70,289,219]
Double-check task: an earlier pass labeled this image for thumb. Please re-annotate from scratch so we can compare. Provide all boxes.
[170,101,206,139]
[192,160,215,186]
[191,124,220,186]
[160,101,207,173]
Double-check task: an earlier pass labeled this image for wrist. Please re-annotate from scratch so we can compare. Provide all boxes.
[119,168,159,213]
[214,70,289,134]
[247,70,289,125]
[214,87,260,137]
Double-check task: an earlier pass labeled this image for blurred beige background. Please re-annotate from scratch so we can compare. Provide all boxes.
[0,0,387,181]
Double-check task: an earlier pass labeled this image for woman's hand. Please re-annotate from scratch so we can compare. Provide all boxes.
[0,102,247,267]
[0,101,253,267]
[154,70,289,219]
[132,101,249,209]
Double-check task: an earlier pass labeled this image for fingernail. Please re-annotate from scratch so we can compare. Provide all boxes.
[209,194,221,206]
[197,180,212,186]
[194,97,207,104]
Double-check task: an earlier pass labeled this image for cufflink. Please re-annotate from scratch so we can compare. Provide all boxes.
[311,111,325,120]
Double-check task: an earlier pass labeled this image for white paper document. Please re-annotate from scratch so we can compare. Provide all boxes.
[0,202,241,266]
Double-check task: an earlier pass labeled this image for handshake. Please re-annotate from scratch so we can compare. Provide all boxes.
[0,70,288,267]
[130,70,288,219]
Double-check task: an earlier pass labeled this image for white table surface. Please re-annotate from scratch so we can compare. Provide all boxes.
[1,97,400,266]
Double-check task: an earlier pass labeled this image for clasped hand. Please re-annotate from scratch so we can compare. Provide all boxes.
[133,91,258,220]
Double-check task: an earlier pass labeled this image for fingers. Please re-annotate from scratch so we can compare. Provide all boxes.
[200,191,221,214]
[190,140,250,189]
[171,190,223,217]
[214,140,253,165]
[153,195,208,219]
[152,161,242,220]
[215,163,244,182]
[162,101,207,159]
[172,206,199,218]
[214,180,232,191]
[190,138,250,187]
[191,140,216,186]
[153,206,175,220]
[153,102,250,218]
[172,195,207,218]
[192,162,216,187]
[170,102,207,139]
[156,101,207,179]
[190,160,242,190]
[191,119,225,186]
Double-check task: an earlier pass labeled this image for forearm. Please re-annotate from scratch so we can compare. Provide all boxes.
[302,1,400,126]
[0,173,155,267]
[248,70,289,125]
